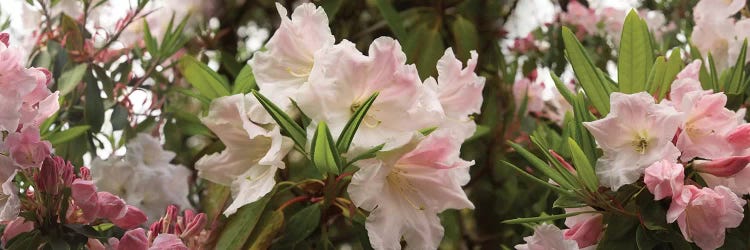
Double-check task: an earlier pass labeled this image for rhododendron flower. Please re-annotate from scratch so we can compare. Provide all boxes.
[297,37,440,151]
[196,94,293,215]
[515,223,581,250]
[727,124,750,150]
[348,131,473,249]
[672,87,743,161]
[249,3,334,113]
[560,1,598,36]
[701,167,750,195]
[116,228,150,250]
[644,160,685,200]
[512,67,573,124]
[563,207,603,248]
[4,127,51,169]
[693,155,750,177]
[583,92,682,190]
[693,0,745,23]
[423,49,486,140]
[93,133,193,221]
[1,217,33,247]
[667,185,745,250]
[151,234,187,249]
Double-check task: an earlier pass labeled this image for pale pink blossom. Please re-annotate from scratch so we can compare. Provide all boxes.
[563,207,603,248]
[4,127,51,169]
[196,94,293,215]
[674,89,742,161]
[1,217,34,247]
[297,37,437,152]
[116,228,149,250]
[71,179,100,222]
[150,234,187,250]
[583,92,682,190]
[348,131,473,249]
[423,49,485,140]
[249,3,334,113]
[694,0,745,23]
[728,124,750,149]
[643,160,685,200]
[667,185,745,250]
[515,223,581,250]
[112,205,148,230]
[512,67,573,124]
[560,1,598,36]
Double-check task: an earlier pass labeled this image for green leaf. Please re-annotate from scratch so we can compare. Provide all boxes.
[450,15,479,61]
[85,71,105,132]
[277,203,322,247]
[143,20,159,58]
[405,23,445,79]
[507,142,574,190]
[6,230,42,250]
[566,138,599,191]
[658,48,683,100]
[178,55,231,100]
[337,92,378,153]
[60,14,83,52]
[502,211,596,224]
[553,194,586,208]
[597,214,639,250]
[571,93,598,163]
[726,39,748,94]
[251,90,307,150]
[57,64,88,96]
[216,189,277,250]
[232,64,256,94]
[201,181,232,225]
[618,10,654,94]
[246,210,285,250]
[708,53,720,90]
[562,27,613,115]
[43,125,90,146]
[110,104,129,131]
[346,144,385,167]
[374,0,406,40]
[311,122,342,175]
[499,161,572,195]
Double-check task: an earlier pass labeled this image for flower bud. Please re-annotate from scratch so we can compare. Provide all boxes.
[35,156,75,195]
[117,228,149,250]
[181,212,207,238]
[728,124,750,149]
[71,179,99,222]
[96,192,127,221]
[1,218,34,247]
[693,155,750,177]
[112,205,147,229]
[0,33,8,46]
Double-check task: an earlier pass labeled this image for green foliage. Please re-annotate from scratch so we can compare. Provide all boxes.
[251,90,307,150]
[178,55,231,100]
[617,10,655,94]
[311,122,343,175]
[216,189,278,249]
[336,92,378,153]
[562,27,615,115]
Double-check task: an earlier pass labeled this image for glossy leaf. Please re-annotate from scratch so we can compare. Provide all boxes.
[57,64,88,96]
[216,188,277,250]
[178,55,231,100]
[562,27,613,115]
[567,138,599,191]
[618,10,654,94]
[232,64,256,94]
[277,203,322,247]
[251,90,307,150]
[311,122,342,175]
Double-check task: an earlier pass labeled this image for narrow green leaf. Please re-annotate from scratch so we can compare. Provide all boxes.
[60,14,83,52]
[657,48,684,100]
[346,144,385,168]
[708,53,720,90]
[246,210,285,250]
[618,10,654,94]
[562,27,612,115]
[571,93,598,163]
[374,0,406,40]
[42,125,91,146]
[232,64,256,94]
[450,15,479,61]
[178,55,231,99]
[110,104,129,131]
[311,122,342,175]
[405,23,445,79]
[57,64,88,96]
[336,92,378,153]
[251,90,307,150]
[551,72,575,105]
[216,189,277,250]
[502,211,596,224]
[508,141,574,190]
[567,138,599,191]
[726,39,748,94]
[499,161,571,194]
[143,20,159,58]
[277,203,322,247]
[84,71,105,132]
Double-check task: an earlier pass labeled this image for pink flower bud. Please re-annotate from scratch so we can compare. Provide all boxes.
[117,228,149,250]
[644,160,685,200]
[550,150,576,174]
[79,167,92,180]
[181,212,206,238]
[693,155,750,177]
[728,124,750,149]
[563,213,603,248]
[112,205,147,229]
[35,156,75,195]
[86,238,106,250]
[71,179,99,222]
[0,33,8,46]
[1,218,34,247]
[5,127,51,169]
[96,192,127,221]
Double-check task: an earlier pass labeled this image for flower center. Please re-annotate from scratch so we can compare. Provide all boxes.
[631,131,650,154]
[286,64,313,78]
[350,102,381,128]
[386,168,424,211]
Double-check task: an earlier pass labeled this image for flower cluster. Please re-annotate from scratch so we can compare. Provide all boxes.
[691,0,750,71]
[559,1,675,42]
[193,3,485,249]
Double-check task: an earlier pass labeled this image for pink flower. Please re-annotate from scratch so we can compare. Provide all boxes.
[667,185,745,250]
[35,156,75,195]
[86,238,106,250]
[150,234,187,250]
[1,217,34,247]
[112,205,148,229]
[71,179,99,222]
[644,160,685,200]
[583,92,682,190]
[560,1,598,35]
[97,192,128,220]
[693,155,750,177]
[727,124,750,150]
[563,207,603,248]
[117,228,149,250]
[4,127,51,169]
[674,90,741,161]
[0,33,8,46]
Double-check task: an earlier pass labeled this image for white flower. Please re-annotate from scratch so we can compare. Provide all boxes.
[583,92,682,190]
[249,2,334,114]
[195,94,293,216]
[297,37,438,152]
[515,223,581,250]
[348,131,473,249]
[91,133,192,222]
